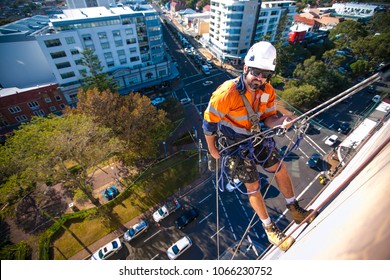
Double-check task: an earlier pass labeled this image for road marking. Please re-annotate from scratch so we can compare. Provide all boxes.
[199,194,212,203]
[329,124,334,128]
[151,254,159,260]
[199,212,213,224]
[304,135,327,155]
[144,229,161,243]
[210,226,225,239]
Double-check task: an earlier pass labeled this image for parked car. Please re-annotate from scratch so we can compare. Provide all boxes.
[372,95,381,103]
[153,198,181,223]
[91,237,122,260]
[123,219,149,242]
[338,122,350,134]
[175,207,199,229]
[202,80,213,86]
[180,97,191,105]
[166,235,192,260]
[151,97,166,106]
[306,153,321,168]
[103,185,119,201]
[325,135,338,146]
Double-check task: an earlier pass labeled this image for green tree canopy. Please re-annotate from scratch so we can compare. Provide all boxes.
[279,84,320,110]
[71,88,171,161]
[0,114,124,208]
[329,20,367,49]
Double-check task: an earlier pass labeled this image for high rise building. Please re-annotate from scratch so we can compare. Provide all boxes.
[208,0,296,65]
[34,5,171,103]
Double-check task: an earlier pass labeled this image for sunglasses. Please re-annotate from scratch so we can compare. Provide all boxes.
[249,67,274,78]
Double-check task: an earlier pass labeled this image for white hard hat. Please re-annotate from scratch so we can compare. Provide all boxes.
[244,41,277,71]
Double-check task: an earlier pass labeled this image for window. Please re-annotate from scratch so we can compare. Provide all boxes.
[45,97,52,103]
[33,110,45,117]
[71,49,80,55]
[28,101,40,109]
[104,52,113,59]
[79,69,87,75]
[130,56,140,62]
[8,106,22,114]
[126,38,136,45]
[55,95,62,101]
[82,34,92,41]
[112,30,121,37]
[65,37,76,44]
[129,47,137,53]
[15,115,28,122]
[50,106,56,111]
[44,39,62,48]
[69,93,78,101]
[60,72,76,79]
[98,32,107,39]
[55,61,71,69]
[101,42,110,49]
[107,61,115,67]
[75,59,83,65]
[125,28,134,35]
[59,104,66,109]
[50,51,67,59]
[115,40,123,47]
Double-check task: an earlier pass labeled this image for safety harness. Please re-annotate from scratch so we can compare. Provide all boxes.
[213,75,305,195]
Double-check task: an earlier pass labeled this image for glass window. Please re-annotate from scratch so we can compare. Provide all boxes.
[50,106,56,111]
[65,37,76,44]
[55,95,62,101]
[56,62,71,69]
[60,72,76,79]
[71,49,80,55]
[33,110,45,117]
[15,115,28,122]
[125,28,133,35]
[50,51,67,59]
[8,106,22,114]
[28,101,40,109]
[45,97,52,103]
[44,39,62,48]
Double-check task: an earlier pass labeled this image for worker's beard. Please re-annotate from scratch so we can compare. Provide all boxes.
[247,79,263,91]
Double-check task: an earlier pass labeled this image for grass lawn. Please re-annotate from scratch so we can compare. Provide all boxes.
[52,151,199,259]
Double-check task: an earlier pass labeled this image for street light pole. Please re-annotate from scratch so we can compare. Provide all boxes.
[163,141,167,158]
[198,138,202,172]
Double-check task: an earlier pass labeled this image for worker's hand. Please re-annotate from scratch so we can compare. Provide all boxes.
[208,146,220,159]
[280,115,294,130]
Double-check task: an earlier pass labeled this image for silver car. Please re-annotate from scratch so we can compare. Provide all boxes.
[123,219,149,242]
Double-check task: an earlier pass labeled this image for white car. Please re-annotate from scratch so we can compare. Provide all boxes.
[325,135,338,146]
[166,235,192,260]
[90,237,122,260]
[151,97,166,106]
[372,95,381,103]
[123,220,149,242]
[180,97,191,105]
[202,80,213,86]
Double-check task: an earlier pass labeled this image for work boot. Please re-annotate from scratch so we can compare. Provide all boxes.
[287,200,317,224]
[263,222,295,251]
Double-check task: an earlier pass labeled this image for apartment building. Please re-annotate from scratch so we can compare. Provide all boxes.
[0,84,66,130]
[33,5,171,102]
[208,0,296,65]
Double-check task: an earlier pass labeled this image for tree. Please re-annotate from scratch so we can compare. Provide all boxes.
[0,114,124,209]
[71,88,171,162]
[350,60,370,77]
[293,56,346,100]
[329,21,367,49]
[351,33,390,67]
[80,48,118,93]
[279,84,320,110]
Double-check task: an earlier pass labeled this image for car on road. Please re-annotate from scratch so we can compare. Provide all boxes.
[372,95,381,103]
[151,97,166,106]
[123,219,149,242]
[325,135,338,146]
[338,122,350,134]
[202,80,213,86]
[175,207,199,229]
[180,97,191,105]
[103,185,119,201]
[91,237,122,260]
[306,153,321,168]
[166,235,192,260]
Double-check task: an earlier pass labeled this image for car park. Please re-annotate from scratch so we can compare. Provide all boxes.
[91,237,122,260]
[175,207,199,229]
[325,135,338,146]
[123,220,149,242]
[166,235,192,260]
[180,97,191,105]
[151,97,166,106]
[306,153,321,168]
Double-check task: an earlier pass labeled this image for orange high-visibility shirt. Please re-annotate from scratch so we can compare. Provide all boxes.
[203,78,276,138]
